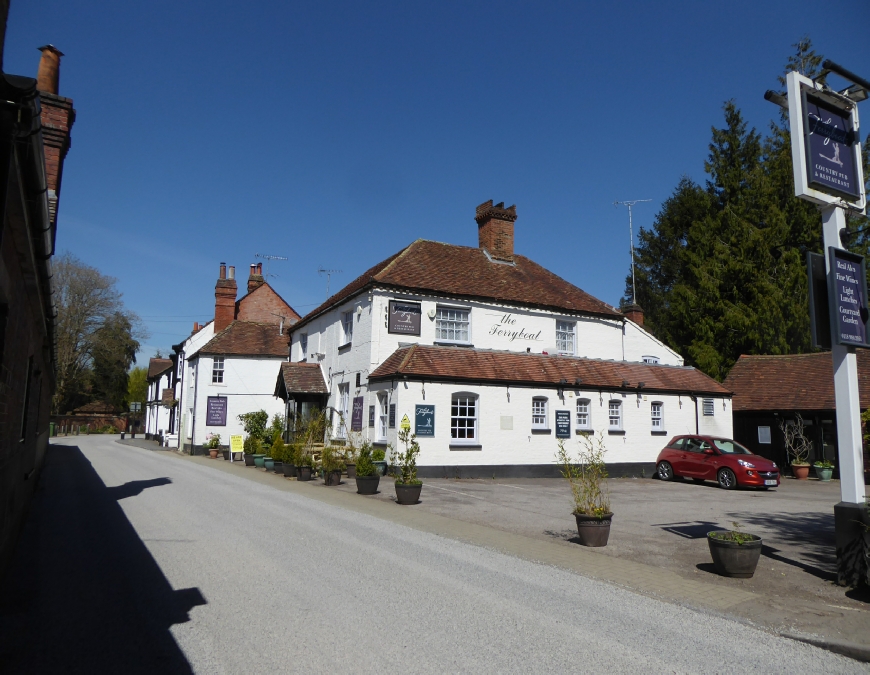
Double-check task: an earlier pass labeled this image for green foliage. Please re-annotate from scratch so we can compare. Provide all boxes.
[270,435,287,462]
[625,38,870,380]
[813,459,834,469]
[355,441,376,477]
[372,446,386,462]
[321,445,345,472]
[556,433,610,518]
[709,522,758,546]
[204,432,221,450]
[238,410,269,441]
[392,429,421,485]
[297,451,314,468]
[126,366,147,412]
[243,436,263,455]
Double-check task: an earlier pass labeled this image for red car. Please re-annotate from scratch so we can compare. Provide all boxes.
[656,435,780,489]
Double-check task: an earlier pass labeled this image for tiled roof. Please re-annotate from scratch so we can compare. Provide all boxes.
[147,358,173,380]
[292,240,620,331]
[369,344,729,395]
[274,362,329,399]
[71,401,120,415]
[723,352,870,411]
[190,321,289,358]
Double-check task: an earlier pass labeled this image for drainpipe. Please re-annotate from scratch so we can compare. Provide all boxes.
[691,395,699,434]
[190,359,199,454]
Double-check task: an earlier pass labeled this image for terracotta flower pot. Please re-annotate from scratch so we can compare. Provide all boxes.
[792,464,810,480]
[209,449,219,459]
[574,513,613,547]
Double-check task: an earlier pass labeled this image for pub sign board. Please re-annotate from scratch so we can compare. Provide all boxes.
[388,300,422,336]
[415,404,435,437]
[206,396,227,426]
[555,410,571,439]
[786,71,866,212]
[351,396,364,431]
[828,248,870,348]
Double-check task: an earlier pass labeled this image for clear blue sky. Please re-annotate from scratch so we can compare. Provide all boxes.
[4,1,869,364]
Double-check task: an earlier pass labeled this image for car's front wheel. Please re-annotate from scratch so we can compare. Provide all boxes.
[717,468,737,490]
[657,461,675,481]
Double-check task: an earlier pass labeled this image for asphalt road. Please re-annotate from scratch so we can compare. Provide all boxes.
[1,436,864,674]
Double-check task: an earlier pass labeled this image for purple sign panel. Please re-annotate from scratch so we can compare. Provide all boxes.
[206,396,227,426]
[351,396,364,431]
[830,248,869,348]
[388,300,422,335]
[805,95,860,201]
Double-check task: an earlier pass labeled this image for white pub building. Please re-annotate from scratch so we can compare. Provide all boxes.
[277,201,731,476]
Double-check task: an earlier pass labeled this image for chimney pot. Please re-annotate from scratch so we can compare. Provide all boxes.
[228,265,235,280]
[219,262,227,280]
[36,45,63,94]
[214,263,238,332]
[476,199,517,262]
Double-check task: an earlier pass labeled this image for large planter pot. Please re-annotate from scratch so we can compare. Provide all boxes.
[707,532,763,578]
[253,454,266,468]
[395,482,422,505]
[373,461,388,477]
[264,457,275,471]
[792,464,811,480]
[355,474,380,495]
[283,463,296,478]
[813,465,834,482]
[574,513,613,547]
[208,449,219,459]
[222,449,230,461]
[298,466,313,481]
[324,469,342,486]
[243,453,255,467]
[346,463,357,479]
[273,461,283,474]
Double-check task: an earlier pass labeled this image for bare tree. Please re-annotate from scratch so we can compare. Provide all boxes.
[53,253,147,413]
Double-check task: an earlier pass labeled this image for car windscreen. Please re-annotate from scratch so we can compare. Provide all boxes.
[712,439,752,455]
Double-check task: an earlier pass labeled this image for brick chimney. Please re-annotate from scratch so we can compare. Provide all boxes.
[248,262,265,293]
[622,303,644,327]
[214,262,237,332]
[36,45,75,234]
[476,200,517,263]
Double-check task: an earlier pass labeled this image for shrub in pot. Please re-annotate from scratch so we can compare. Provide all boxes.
[271,436,288,473]
[354,441,379,495]
[204,433,222,459]
[321,445,344,486]
[556,433,612,547]
[297,452,314,481]
[372,446,388,476]
[707,522,762,578]
[392,429,422,505]
[282,441,299,478]
[813,459,834,482]
[780,414,811,479]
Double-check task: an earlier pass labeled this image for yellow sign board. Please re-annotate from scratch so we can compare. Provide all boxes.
[230,435,244,453]
[400,414,411,431]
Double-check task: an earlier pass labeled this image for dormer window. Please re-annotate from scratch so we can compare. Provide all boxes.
[556,321,576,354]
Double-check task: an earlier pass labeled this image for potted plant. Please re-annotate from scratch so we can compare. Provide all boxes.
[239,410,269,467]
[392,429,422,505]
[297,452,314,481]
[780,414,812,479]
[344,438,359,479]
[556,433,612,547]
[813,459,835,482]
[271,437,286,474]
[321,445,344,486]
[707,522,763,578]
[282,440,298,478]
[354,441,379,495]
[243,436,266,467]
[372,446,388,476]
[204,433,222,459]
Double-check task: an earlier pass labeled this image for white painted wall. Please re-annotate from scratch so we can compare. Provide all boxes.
[145,370,173,438]
[173,323,215,449]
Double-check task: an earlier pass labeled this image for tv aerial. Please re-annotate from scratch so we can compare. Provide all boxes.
[318,267,342,298]
[614,199,652,304]
[255,253,287,278]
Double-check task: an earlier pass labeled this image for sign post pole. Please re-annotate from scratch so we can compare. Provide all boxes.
[823,206,870,585]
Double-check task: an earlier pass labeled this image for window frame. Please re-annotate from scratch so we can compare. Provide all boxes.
[642,355,660,364]
[608,399,623,431]
[335,383,349,438]
[650,401,664,431]
[450,392,479,445]
[299,333,308,360]
[377,394,388,441]
[435,306,471,345]
[555,320,576,355]
[211,356,225,384]
[576,398,592,430]
[532,396,549,429]
[340,312,353,348]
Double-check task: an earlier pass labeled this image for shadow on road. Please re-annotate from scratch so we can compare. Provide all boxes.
[0,444,204,674]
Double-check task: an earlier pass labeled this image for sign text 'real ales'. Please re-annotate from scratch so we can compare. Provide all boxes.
[831,249,868,347]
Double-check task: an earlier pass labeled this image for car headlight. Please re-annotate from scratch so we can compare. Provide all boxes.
[737,459,755,468]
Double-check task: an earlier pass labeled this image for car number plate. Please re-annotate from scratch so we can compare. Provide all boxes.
[764,479,777,486]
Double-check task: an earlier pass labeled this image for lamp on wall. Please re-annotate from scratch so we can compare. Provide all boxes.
[558,378,567,398]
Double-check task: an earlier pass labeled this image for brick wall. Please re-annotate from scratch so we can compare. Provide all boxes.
[236,283,301,324]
